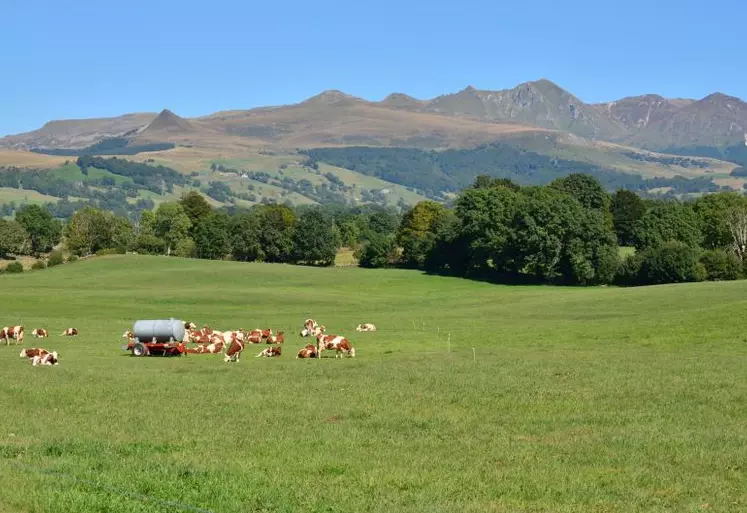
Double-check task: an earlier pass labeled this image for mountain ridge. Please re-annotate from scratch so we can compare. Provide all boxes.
[2,79,746,156]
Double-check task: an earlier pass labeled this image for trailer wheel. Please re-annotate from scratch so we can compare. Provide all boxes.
[132,342,148,357]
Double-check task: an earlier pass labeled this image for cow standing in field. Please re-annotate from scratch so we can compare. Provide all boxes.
[224,336,245,363]
[356,323,377,332]
[256,346,281,358]
[296,344,317,359]
[1,326,24,345]
[60,328,78,337]
[316,333,355,358]
[31,328,49,338]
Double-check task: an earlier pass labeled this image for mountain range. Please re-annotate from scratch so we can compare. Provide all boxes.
[2,79,745,154]
[1,79,746,211]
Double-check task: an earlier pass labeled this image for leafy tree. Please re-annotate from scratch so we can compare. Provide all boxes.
[453,185,522,274]
[633,202,702,250]
[367,208,400,236]
[693,192,747,249]
[15,204,62,256]
[726,204,747,261]
[700,249,742,281]
[637,241,706,285]
[111,216,135,252]
[472,175,520,190]
[292,208,340,266]
[0,219,29,258]
[357,233,395,268]
[397,200,450,268]
[154,202,192,255]
[193,213,230,260]
[179,191,213,228]
[509,187,616,284]
[611,189,646,246]
[254,204,296,263]
[230,213,263,262]
[64,206,116,256]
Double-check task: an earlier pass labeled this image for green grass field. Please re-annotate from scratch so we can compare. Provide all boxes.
[1,256,746,512]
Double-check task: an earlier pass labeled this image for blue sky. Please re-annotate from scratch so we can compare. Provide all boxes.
[2,0,744,137]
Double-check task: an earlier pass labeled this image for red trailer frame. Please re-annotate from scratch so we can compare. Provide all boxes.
[123,340,186,357]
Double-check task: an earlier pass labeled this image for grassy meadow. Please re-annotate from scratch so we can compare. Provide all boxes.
[1,255,746,512]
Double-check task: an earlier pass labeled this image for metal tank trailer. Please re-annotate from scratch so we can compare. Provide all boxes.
[123,319,186,357]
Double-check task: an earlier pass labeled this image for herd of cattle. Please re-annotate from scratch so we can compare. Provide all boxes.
[2,325,79,366]
[4,319,377,366]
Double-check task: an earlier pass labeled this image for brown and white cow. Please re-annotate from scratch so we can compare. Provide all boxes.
[356,323,377,332]
[32,351,59,366]
[224,337,245,363]
[266,331,285,344]
[300,318,321,337]
[184,321,197,330]
[60,328,78,337]
[31,328,49,338]
[247,328,273,344]
[20,347,51,359]
[255,346,282,358]
[1,326,24,345]
[296,344,317,359]
[316,333,355,358]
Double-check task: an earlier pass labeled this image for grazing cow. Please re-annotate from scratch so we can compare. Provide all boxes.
[266,332,285,344]
[1,326,24,345]
[32,351,59,366]
[296,344,317,359]
[255,346,282,357]
[316,333,355,358]
[20,347,51,359]
[356,323,377,332]
[60,328,78,337]
[31,328,49,338]
[122,330,134,342]
[224,337,245,363]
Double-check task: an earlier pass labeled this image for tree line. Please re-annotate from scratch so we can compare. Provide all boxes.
[4,175,747,287]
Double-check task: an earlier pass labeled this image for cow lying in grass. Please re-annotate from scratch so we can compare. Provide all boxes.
[256,346,281,357]
[31,328,49,338]
[246,329,273,344]
[20,348,59,366]
[356,323,377,332]
[33,352,59,366]
[296,344,317,358]
[60,328,78,337]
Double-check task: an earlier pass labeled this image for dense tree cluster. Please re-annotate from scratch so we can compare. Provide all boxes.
[33,138,175,156]
[6,173,747,288]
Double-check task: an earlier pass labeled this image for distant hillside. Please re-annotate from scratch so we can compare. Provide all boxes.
[0,79,745,202]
